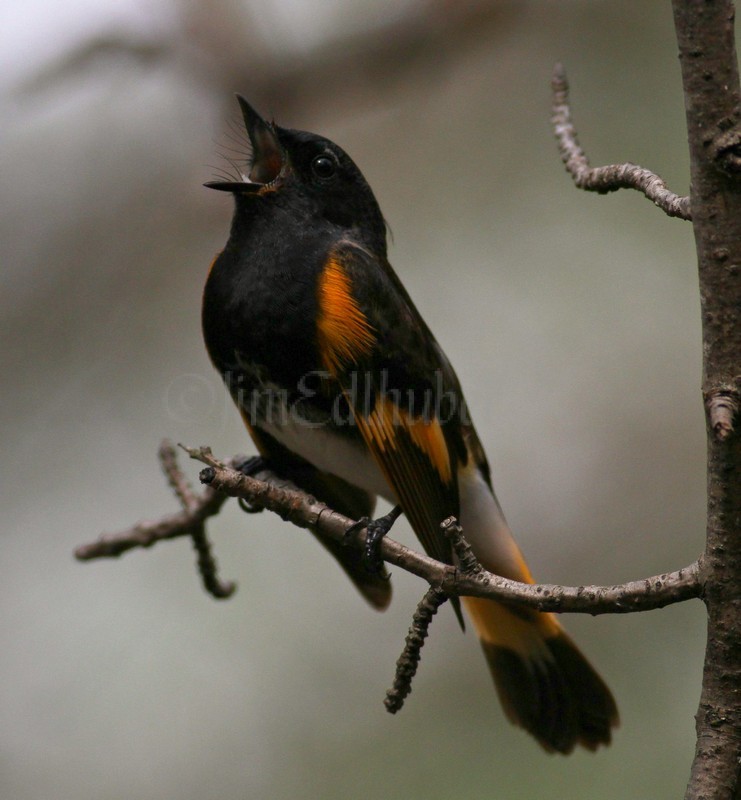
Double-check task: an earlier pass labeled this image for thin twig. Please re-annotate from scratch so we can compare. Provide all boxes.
[162,441,236,598]
[551,63,692,220]
[159,440,199,510]
[196,451,703,614]
[76,442,236,599]
[189,522,236,599]
[74,494,227,560]
[385,586,449,714]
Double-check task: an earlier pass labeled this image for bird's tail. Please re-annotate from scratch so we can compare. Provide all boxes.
[463,595,618,753]
[458,464,618,753]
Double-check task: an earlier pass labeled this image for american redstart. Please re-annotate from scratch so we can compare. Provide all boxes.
[202,96,618,753]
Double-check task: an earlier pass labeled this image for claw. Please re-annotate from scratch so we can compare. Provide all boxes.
[345,506,402,574]
[344,516,370,544]
[238,496,264,514]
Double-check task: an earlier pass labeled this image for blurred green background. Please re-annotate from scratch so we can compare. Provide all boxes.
[2,1,709,798]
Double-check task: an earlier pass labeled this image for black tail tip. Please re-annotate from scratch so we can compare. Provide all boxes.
[483,632,619,755]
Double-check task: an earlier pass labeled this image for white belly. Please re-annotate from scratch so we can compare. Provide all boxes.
[255,402,392,501]
[256,391,525,579]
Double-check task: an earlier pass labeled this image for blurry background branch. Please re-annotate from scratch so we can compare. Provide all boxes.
[17,0,517,117]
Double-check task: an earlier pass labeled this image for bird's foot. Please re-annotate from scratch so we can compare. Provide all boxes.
[344,505,402,574]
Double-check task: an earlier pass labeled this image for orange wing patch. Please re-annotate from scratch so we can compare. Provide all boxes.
[404,409,453,485]
[362,396,453,486]
[317,257,375,373]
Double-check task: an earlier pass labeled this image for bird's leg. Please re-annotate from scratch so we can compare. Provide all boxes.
[345,505,403,573]
[234,454,268,475]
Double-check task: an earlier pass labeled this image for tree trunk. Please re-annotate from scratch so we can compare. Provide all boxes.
[672,1,741,797]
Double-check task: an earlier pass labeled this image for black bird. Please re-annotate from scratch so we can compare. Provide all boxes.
[202,96,618,753]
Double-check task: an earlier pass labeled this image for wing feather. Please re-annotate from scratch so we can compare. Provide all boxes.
[317,242,469,568]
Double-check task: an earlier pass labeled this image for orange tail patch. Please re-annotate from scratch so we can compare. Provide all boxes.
[464,596,618,753]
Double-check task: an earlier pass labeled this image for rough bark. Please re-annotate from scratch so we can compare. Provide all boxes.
[672,2,741,797]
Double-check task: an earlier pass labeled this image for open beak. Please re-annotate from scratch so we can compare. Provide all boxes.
[205,95,285,194]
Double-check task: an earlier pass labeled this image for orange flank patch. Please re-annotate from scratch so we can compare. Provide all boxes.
[317,257,375,373]
[365,396,453,485]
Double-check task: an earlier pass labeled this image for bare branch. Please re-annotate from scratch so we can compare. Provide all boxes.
[159,441,236,598]
[188,522,236,599]
[551,63,692,220]
[385,586,448,714]
[76,442,236,599]
[196,450,703,614]
[76,446,702,613]
[74,493,226,560]
[453,559,702,615]
[159,440,200,511]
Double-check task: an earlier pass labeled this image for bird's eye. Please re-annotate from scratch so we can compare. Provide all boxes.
[311,154,337,180]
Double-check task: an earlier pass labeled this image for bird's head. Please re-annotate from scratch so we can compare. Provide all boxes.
[207,96,388,257]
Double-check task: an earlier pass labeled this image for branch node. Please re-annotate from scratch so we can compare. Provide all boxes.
[441,516,484,576]
[705,389,739,441]
[200,466,216,484]
[384,585,449,714]
[179,443,221,469]
[711,125,741,176]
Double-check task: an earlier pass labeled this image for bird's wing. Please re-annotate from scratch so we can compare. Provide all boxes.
[315,240,469,567]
